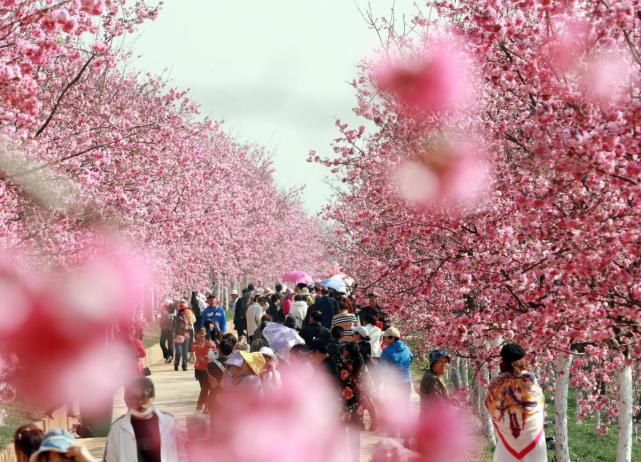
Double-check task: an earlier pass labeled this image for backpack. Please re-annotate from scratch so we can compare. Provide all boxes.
[173,311,188,336]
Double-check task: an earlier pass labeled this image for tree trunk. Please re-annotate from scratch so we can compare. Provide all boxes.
[460,358,469,389]
[617,360,633,462]
[451,356,462,390]
[476,363,496,446]
[554,355,573,462]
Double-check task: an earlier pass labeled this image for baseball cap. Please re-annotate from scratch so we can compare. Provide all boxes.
[429,348,451,365]
[29,429,75,462]
[353,326,369,339]
[383,327,401,338]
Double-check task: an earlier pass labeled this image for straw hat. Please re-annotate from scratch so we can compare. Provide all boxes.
[240,351,266,375]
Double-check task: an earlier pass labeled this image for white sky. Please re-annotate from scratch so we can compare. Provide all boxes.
[131,0,418,213]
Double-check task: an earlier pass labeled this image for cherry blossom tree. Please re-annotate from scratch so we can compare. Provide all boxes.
[314,1,641,460]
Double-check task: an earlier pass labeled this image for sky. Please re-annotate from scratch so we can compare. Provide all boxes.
[131,0,418,213]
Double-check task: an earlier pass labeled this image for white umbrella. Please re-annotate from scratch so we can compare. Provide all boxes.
[330,273,355,287]
[262,322,305,362]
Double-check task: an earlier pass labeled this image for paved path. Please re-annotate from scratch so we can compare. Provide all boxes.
[80,358,395,461]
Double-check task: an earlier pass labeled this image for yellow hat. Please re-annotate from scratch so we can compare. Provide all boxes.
[240,351,266,375]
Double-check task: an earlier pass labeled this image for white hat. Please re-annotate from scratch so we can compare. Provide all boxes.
[301,287,310,295]
[353,326,369,338]
[259,346,276,359]
[226,350,244,368]
[230,289,239,295]
[383,327,401,338]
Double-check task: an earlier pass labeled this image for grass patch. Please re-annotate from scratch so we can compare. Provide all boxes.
[546,389,641,462]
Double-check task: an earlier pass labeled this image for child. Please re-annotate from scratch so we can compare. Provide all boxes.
[192,327,216,411]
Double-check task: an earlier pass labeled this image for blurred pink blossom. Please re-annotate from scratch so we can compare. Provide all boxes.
[0,237,151,410]
[582,50,632,104]
[374,39,474,114]
[391,138,490,211]
[415,400,479,461]
[192,367,346,462]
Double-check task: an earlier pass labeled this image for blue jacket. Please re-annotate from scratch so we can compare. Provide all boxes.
[200,305,227,333]
[381,339,413,382]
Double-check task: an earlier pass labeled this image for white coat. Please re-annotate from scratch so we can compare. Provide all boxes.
[247,302,265,336]
[103,408,186,462]
[289,301,308,327]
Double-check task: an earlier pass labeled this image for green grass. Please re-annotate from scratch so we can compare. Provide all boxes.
[546,389,641,462]
[410,357,640,461]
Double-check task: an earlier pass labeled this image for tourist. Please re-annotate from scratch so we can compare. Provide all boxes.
[228,289,239,312]
[282,288,294,316]
[362,313,383,359]
[315,286,340,329]
[259,346,282,393]
[30,429,97,462]
[159,301,174,364]
[353,326,378,432]
[130,323,147,377]
[359,293,391,330]
[233,287,249,339]
[246,295,267,343]
[13,424,43,462]
[173,303,190,372]
[104,377,185,461]
[340,341,365,462]
[328,325,345,366]
[189,291,204,328]
[217,336,236,367]
[184,301,197,364]
[299,310,331,346]
[381,327,413,385]
[200,294,227,338]
[381,326,413,446]
[419,349,451,402]
[192,327,216,412]
[309,338,338,383]
[486,343,547,462]
[289,294,309,329]
[331,300,358,339]
[250,314,271,351]
[206,360,227,417]
[267,293,285,323]
[225,350,265,393]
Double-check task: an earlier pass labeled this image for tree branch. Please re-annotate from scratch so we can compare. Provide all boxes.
[35,53,96,137]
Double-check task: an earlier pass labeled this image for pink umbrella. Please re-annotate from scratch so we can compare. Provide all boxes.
[282,271,314,285]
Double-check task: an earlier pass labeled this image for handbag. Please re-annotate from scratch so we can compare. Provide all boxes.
[174,335,185,344]
[141,357,152,376]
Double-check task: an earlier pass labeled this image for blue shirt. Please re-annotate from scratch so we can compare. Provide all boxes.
[381,339,413,383]
[200,305,227,333]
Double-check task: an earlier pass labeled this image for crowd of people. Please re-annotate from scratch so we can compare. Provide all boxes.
[14,282,548,462]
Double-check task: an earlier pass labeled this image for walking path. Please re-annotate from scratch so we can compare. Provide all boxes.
[80,354,392,461]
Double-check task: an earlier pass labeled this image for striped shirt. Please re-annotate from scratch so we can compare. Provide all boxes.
[331,312,358,336]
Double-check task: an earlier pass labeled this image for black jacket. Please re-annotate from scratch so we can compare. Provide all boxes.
[315,296,339,329]
[299,322,331,346]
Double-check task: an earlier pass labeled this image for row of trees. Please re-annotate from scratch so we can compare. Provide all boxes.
[314,1,640,461]
[0,0,328,294]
